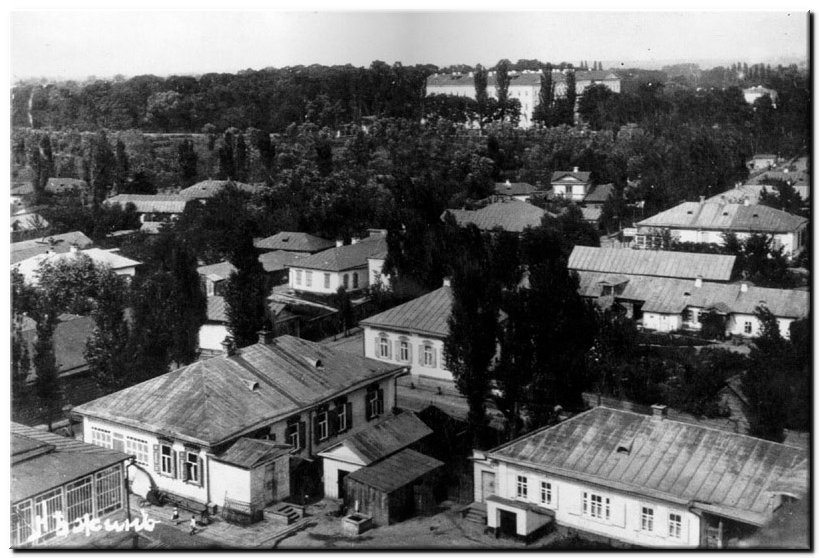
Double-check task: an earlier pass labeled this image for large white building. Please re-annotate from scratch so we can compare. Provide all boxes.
[471,406,807,548]
[425,69,622,128]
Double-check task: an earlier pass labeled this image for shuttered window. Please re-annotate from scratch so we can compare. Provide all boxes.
[366,385,385,420]
[159,444,175,476]
[379,335,390,358]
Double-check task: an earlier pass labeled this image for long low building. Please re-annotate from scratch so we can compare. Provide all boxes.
[472,406,807,548]
[568,246,737,282]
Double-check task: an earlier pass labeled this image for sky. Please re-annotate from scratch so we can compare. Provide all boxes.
[9,10,811,81]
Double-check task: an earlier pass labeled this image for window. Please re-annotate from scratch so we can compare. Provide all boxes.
[65,476,94,523]
[379,335,390,358]
[90,426,112,449]
[184,452,200,484]
[399,340,410,362]
[336,398,351,433]
[353,272,359,289]
[95,466,123,515]
[285,417,305,451]
[541,481,552,505]
[744,321,752,334]
[641,506,654,532]
[516,475,528,499]
[317,410,329,441]
[668,513,682,539]
[423,344,436,367]
[583,492,610,520]
[366,385,385,420]
[206,281,214,297]
[306,271,313,287]
[33,488,63,541]
[324,273,330,288]
[295,269,302,285]
[691,309,699,324]
[12,500,33,546]
[126,436,149,466]
[160,444,174,476]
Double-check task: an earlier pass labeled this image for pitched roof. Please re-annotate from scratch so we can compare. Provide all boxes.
[489,406,807,526]
[494,182,537,197]
[213,438,292,469]
[197,261,237,282]
[583,183,615,204]
[46,177,88,193]
[11,422,130,503]
[319,412,432,466]
[345,448,443,493]
[551,170,591,183]
[11,232,94,264]
[580,206,602,223]
[73,335,404,446]
[445,200,546,232]
[258,250,308,273]
[255,232,335,253]
[179,180,264,200]
[105,194,188,214]
[637,202,807,233]
[568,246,736,282]
[360,286,452,338]
[206,296,227,322]
[10,212,49,231]
[20,314,95,377]
[291,236,387,272]
[576,271,809,318]
[14,248,141,283]
[426,70,619,89]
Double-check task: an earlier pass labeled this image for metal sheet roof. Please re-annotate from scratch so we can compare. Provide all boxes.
[214,438,292,469]
[290,236,387,272]
[551,170,592,183]
[320,412,432,466]
[346,448,443,493]
[445,200,546,232]
[583,183,615,204]
[490,407,807,526]
[74,335,404,446]
[255,232,335,253]
[11,422,130,503]
[637,202,807,233]
[206,296,227,322]
[568,246,736,281]
[360,285,452,338]
[11,232,94,264]
[494,182,537,197]
[105,194,188,214]
[21,314,94,377]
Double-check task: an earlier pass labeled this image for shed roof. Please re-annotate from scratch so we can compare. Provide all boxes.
[580,206,602,223]
[255,232,335,253]
[360,286,452,338]
[73,335,404,446]
[445,200,546,232]
[346,448,443,493]
[489,407,807,526]
[214,438,292,469]
[105,194,188,214]
[11,422,130,503]
[319,412,432,466]
[568,246,736,282]
[291,235,387,272]
[11,232,94,264]
[637,202,807,233]
[583,183,615,204]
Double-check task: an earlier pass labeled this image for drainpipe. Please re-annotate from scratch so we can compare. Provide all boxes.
[124,458,137,548]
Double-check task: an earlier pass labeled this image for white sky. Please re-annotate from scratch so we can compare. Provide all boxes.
[9,10,810,81]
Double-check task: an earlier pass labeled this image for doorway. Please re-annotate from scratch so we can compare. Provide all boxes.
[498,509,518,538]
[337,470,350,500]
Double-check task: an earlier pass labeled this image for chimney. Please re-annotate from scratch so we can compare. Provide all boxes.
[442,276,451,288]
[699,195,705,204]
[651,404,668,419]
[69,243,79,254]
[743,198,750,206]
[336,239,344,248]
[221,337,237,357]
[572,166,579,173]
[740,282,748,293]
[257,329,274,345]
[505,179,511,189]
[694,275,702,288]
[351,237,360,245]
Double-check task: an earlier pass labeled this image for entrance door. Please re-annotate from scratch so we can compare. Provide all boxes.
[263,462,277,505]
[481,471,496,502]
[498,509,518,538]
[338,470,350,500]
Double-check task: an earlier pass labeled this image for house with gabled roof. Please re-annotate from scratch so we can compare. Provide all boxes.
[14,245,141,285]
[551,168,592,201]
[254,231,335,254]
[73,334,407,516]
[471,405,807,547]
[493,181,538,202]
[635,199,808,257]
[12,232,94,265]
[104,194,189,228]
[360,280,453,382]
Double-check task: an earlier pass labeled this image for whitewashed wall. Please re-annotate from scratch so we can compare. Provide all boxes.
[288,266,368,295]
[362,326,451,381]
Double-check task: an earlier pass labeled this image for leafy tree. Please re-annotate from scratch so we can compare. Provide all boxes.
[11,315,31,397]
[495,59,512,117]
[88,131,115,206]
[168,245,207,365]
[32,302,61,431]
[533,65,554,125]
[758,179,805,215]
[699,309,727,340]
[224,223,268,348]
[84,271,133,390]
[235,133,248,182]
[564,71,577,125]
[177,138,198,187]
[218,130,235,180]
[113,138,129,193]
[474,64,488,125]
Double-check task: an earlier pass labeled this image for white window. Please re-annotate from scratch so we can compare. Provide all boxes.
[126,436,149,466]
[324,273,330,288]
[423,344,435,367]
[668,512,682,539]
[336,402,348,433]
[583,492,610,520]
[206,281,214,297]
[399,340,410,362]
[33,488,63,540]
[160,444,174,476]
[691,309,699,324]
[288,423,300,449]
[184,452,200,484]
[379,335,390,358]
[65,476,94,523]
[541,481,552,505]
[95,466,122,515]
[366,386,384,420]
[11,500,33,547]
[516,475,528,499]
[641,506,654,531]
[306,271,313,287]
[295,269,302,285]
[91,426,112,449]
[317,411,329,441]
[744,321,753,334]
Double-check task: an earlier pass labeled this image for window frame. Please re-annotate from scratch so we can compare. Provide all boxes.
[126,436,149,467]
[324,273,330,288]
[583,492,610,521]
[305,271,313,287]
[641,506,654,532]
[295,269,302,285]
[423,344,435,367]
[317,410,330,441]
[744,321,753,334]
[90,426,112,449]
[540,481,552,505]
[399,340,410,362]
[668,512,682,539]
[379,335,390,358]
[159,444,174,476]
[184,451,201,485]
[94,465,123,516]
[516,475,528,499]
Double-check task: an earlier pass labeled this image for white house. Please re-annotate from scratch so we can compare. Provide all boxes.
[74,334,406,516]
[287,230,388,295]
[12,232,94,265]
[14,246,141,285]
[104,194,189,226]
[551,168,592,201]
[743,86,778,108]
[471,406,807,548]
[360,281,453,382]
[635,200,808,258]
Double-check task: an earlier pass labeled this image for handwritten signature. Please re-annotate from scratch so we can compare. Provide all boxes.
[27,510,160,542]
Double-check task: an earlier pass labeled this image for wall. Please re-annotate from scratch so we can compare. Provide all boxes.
[322,458,363,499]
[209,460,251,508]
[472,451,496,503]
[368,258,391,290]
[362,326,451,381]
[643,312,682,333]
[289,265,369,295]
[638,227,802,257]
[727,313,793,339]
[198,323,228,352]
[489,460,700,547]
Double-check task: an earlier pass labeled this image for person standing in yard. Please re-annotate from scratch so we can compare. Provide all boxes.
[172,507,179,525]
[189,515,197,536]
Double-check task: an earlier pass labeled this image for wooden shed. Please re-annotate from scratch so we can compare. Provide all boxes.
[343,449,444,526]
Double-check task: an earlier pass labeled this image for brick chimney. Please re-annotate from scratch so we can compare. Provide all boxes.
[257,329,274,345]
[740,282,748,293]
[442,277,451,288]
[572,166,579,173]
[221,337,237,357]
[335,239,344,248]
[651,404,668,419]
